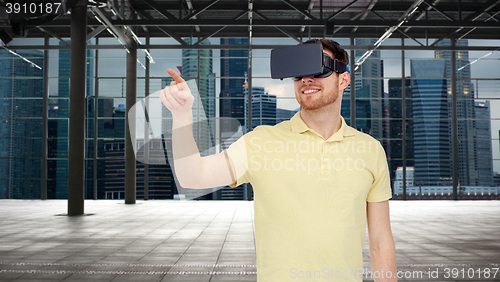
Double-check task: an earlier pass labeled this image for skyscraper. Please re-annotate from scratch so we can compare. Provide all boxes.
[435,39,477,186]
[244,86,277,130]
[158,39,218,200]
[182,38,216,157]
[220,38,248,128]
[218,38,249,200]
[181,39,217,200]
[474,101,493,186]
[52,41,94,199]
[411,59,451,185]
[341,85,371,132]
[0,50,43,199]
[387,78,414,182]
[343,38,383,138]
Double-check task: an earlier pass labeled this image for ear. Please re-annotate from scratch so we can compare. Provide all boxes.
[338,71,350,91]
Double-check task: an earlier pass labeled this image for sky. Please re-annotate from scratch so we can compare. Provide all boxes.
[5,36,500,173]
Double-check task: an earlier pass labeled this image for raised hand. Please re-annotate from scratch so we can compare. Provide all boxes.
[159,69,194,116]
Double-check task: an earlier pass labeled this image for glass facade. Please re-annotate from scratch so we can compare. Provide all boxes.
[0,37,499,200]
[0,49,43,199]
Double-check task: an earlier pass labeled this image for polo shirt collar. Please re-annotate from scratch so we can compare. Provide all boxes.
[290,111,356,141]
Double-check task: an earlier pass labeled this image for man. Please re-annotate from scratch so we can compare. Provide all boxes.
[160,39,397,281]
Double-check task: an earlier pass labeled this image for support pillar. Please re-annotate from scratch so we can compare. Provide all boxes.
[67,1,87,215]
[144,34,150,201]
[451,38,458,200]
[93,37,99,200]
[125,13,137,204]
[350,36,356,129]
[246,6,253,201]
[41,36,49,200]
[401,38,407,201]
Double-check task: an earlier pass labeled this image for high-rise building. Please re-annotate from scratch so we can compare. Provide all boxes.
[220,38,248,128]
[181,39,217,200]
[342,85,371,132]
[158,39,218,200]
[51,41,94,199]
[474,101,493,186]
[0,50,44,199]
[182,38,216,157]
[343,38,383,138]
[411,59,451,185]
[218,38,249,200]
[435,39,477,186]
[393,166,415,193]
[387,78,414,183]
[244,86,277,130]
[493,173,500,187]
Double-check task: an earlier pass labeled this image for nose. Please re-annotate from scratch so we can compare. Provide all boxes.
[301,75,314,82]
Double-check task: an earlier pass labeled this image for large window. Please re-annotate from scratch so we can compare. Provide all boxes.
[0,37,498,200]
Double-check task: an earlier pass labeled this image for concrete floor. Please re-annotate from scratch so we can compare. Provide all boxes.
[0,200,498,282]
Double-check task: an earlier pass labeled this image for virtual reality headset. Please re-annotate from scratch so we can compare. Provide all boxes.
[270,43,348,81]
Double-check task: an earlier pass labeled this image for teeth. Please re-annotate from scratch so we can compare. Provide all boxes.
[304,89,319,94]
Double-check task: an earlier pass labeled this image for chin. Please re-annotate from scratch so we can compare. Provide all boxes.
[299,102,324,111]
[299,98,338,111]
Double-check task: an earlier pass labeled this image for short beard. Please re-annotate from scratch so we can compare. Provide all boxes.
[298,89,338,111]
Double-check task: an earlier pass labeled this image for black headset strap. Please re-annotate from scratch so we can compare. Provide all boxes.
[323,54,347,73]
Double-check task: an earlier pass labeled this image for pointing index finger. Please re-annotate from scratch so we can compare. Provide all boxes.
[167,69,185,84]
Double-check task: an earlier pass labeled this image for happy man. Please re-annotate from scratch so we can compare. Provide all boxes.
[160,39,397,282]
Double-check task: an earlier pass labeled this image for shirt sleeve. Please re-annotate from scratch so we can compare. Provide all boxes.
[223,133,253,188]
[366,142,393,202]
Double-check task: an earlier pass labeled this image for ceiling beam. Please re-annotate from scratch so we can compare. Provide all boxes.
[430,0,500,46]
[184,0,200,33]
[36,26,69,45]
[184,0,220,20]
[142,0,177,19]
[102,19,500,28]
[133,5,188,46]
[422,0,455,21]
[351,0,378,33]
[354,0,425,71]
[92,6,133,49]
[299,0,315,33]
[7,44,500,51]
[86,25,107,42]
[326,0,359,21]
[193,10,248,45]
[281,0,316,20]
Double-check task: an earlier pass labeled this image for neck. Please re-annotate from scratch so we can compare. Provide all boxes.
[299,102,342,140]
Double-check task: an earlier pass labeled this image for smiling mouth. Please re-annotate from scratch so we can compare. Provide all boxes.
[303,89,320,95]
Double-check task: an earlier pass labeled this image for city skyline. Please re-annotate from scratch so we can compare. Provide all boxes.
[0,37,499,199]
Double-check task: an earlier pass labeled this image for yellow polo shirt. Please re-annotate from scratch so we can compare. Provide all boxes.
[224,112,392,282]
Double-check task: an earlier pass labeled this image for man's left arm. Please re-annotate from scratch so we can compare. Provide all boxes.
[367,200,397,282]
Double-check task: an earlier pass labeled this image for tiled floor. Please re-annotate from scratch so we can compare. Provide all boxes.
[0,200,498,281]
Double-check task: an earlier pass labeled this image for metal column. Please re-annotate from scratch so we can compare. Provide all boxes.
[401,38,407,201]
[67,2,87,216]
[246,1,253,201]
[93,37,99,200]
[41,36,49,200]
[144,34,150,201]
[196,36,201,201]
[451,38,458,200]
[349,36,356,129]
[125,13,138,204]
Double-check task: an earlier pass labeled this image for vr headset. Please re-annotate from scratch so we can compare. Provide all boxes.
[270,43,348,81]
